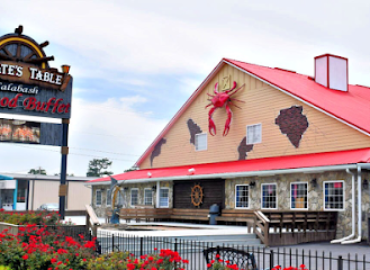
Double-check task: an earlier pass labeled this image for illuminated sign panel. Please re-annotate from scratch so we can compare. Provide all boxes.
[0,118,62,146]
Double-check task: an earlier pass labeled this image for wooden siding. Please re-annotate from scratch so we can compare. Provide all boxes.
[173,179,225,209]
[140,64,370,169]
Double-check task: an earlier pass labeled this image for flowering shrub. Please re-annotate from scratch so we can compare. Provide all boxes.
[0,224,96,270]
[87,249,189,270]
[0,209,60,225]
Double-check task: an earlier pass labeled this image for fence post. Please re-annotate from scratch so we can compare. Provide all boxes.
[174,238,178,252]
[270,250,274,270]
[112,234,115,252]
[338,255,343,270]
[140,237,144,256]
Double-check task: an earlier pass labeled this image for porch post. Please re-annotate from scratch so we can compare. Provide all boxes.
[156,181,160,207]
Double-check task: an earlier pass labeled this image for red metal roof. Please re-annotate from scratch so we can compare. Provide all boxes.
[89,148,370,184]
[136,58,370,166]
[225,58,370,134]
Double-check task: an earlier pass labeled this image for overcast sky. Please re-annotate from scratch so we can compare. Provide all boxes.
[0,0,370,176]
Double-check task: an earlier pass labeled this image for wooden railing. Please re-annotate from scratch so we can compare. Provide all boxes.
[253,210,338,246]
[85,204,100,237]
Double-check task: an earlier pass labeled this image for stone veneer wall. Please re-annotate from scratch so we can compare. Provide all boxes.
[92,181,173,218]
[225,170,370,241]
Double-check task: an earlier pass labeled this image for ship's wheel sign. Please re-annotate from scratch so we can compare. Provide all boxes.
[191,184,204,207]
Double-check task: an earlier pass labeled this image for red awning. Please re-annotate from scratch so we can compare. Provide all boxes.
[88,148,370,184]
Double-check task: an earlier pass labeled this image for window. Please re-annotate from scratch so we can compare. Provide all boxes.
[96,189,101,206]
[235,185,249,208]
[159,188,169,207]
[261,183,277,209]
[195,133,207,151]
[144,189,153,206]
[131,189,138,206]
[106,189,112,206]
[290,182,308,209]
[324,181,344,210]
[246,124,262,145]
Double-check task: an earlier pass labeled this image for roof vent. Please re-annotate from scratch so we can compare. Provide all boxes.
[314,54,348,91]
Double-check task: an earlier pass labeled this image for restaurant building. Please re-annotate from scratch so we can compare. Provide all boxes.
[87,54,370,243]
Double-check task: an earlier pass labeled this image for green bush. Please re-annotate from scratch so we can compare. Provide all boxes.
[0,209,60,225]
[87,249,189,270]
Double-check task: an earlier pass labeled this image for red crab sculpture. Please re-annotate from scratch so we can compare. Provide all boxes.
[205,81,245,136]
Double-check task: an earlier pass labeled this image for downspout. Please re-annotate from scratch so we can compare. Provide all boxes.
[331,168,355,243]
[332,169,356,244]
[343,164,362,244]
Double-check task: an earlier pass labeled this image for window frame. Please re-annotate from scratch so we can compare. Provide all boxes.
[106,188,112,206]
[195,133,208,151]
[159,187,170,208]
[323,180,345,211]
[246,123,262,145]
[261,183,278,210]
[235,184,250,209]
[144,188,153,206]
[290,182,308,210]
[130,188,139,206]
[95,189,102,206]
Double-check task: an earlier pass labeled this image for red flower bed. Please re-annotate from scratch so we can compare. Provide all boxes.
[0,224,96,269]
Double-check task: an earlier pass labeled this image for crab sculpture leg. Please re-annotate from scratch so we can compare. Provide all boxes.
[205,82,245,136]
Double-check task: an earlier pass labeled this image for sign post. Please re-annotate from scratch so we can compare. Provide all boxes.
[59,118,69,219]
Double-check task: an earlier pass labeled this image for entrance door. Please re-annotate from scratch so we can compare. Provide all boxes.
[173,179,225,209]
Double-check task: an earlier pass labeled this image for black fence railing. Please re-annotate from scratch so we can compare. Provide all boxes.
[96,230,370,270]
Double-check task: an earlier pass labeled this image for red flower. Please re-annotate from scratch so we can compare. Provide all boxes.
[22,254,28,260]
[51,258,57,263]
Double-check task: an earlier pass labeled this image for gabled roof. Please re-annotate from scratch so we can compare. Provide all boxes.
[88,148,370,184]
[136,57,370,167]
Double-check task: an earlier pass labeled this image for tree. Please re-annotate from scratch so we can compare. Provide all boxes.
[86,158,113,177]
[124,165,138,173]
[28,167,47,175]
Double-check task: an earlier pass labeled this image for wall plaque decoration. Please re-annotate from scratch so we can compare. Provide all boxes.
[187,119,202,145]
[205,81,245,136]
[191,183,204,207]
[150,138,166,167]
[237,136,254,160]
[275,106,309,148]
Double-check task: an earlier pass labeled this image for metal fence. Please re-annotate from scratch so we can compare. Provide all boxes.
[96,230,370,270]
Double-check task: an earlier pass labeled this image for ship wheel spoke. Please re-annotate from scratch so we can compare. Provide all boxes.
[16,42,22,59]
[24,52,36,61]
[1,47,15,60]
[0,52,14,61]
[24,56,54,64]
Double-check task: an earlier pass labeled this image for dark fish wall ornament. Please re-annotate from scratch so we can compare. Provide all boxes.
[187,119,202,145]
[150,138,167,167]
[275,106,309,148]
[237,136,254,160]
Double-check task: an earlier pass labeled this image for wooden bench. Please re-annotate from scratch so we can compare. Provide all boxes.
[170,208,209,223]
[216,209,255,232]
[119,208,171,223]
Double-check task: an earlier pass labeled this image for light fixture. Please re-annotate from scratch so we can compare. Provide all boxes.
[147,172,152,178]
[61,65,70,74]
[250,181,256,189]
[363,179,369,190]
[311,178,318,188]
[188,168,195,174]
